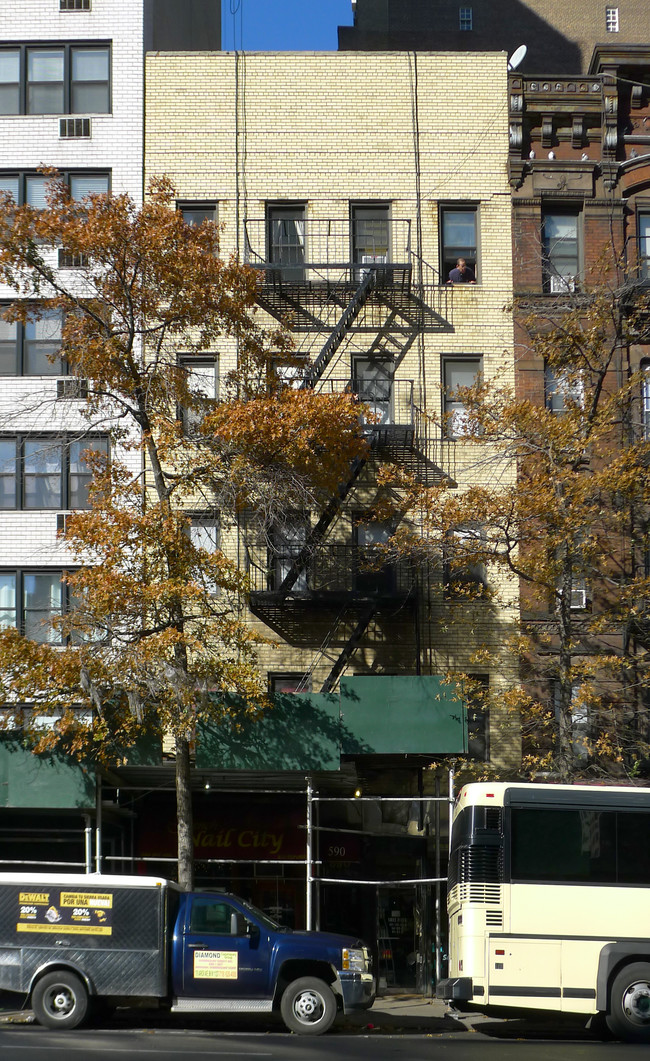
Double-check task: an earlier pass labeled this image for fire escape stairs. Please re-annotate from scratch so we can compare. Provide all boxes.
[319,602,379,693]
[305,269,379,386]
[274,450,372,599]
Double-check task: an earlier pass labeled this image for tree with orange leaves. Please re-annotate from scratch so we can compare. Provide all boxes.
[0,174,367,887]
[381,279,650,782]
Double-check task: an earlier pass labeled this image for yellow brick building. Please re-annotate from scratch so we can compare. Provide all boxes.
[146,50,518,984]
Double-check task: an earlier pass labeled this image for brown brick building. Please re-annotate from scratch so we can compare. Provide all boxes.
[339,0,649,75]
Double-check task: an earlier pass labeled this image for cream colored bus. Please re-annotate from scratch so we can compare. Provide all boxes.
[437,782,650,1042]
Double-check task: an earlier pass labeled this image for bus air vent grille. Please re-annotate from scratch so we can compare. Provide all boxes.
[485,808,502,830]
[459,883,502,905]
[485,909,504,927]
[451,846,503,887]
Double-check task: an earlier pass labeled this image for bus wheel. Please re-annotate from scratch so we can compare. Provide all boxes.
[606,963,650,1042]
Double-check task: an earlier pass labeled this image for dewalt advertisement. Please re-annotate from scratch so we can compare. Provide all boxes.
[17,890,113,936]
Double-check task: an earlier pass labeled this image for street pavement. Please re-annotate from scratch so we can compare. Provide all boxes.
[0,990,600,1040]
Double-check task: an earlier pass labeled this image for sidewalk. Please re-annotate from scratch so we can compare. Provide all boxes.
[339,993,463,1034]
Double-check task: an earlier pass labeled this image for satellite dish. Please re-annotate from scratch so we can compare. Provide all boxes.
[508,44,528,71]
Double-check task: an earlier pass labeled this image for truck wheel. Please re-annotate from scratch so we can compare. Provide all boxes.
[32,971,89,1030]
[280,976,337,1035]
[606,962,650,1042]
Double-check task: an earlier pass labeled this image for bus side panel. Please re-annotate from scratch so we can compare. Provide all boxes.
[487,937,562,1010]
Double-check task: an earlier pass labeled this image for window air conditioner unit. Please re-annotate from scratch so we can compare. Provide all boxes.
[570,586,587,610]
[59,117,91,139]
[57,377,89,399]
[549,274,576,294]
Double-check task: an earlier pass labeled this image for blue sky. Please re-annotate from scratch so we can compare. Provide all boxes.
[222,0,354,51]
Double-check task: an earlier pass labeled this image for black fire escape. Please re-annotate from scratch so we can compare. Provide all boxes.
[244,216,453,691]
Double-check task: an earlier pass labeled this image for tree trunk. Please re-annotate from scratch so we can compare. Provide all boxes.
[175,734,194,890]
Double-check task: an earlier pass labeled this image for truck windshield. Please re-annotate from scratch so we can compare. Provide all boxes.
[238,898,287,931]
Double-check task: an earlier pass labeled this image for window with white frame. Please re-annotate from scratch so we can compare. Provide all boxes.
[459,7,473,30]
[0,434,108,510]
[442,356,482,438]
[605,7,619,32]
[544,363,584,414]
[0,44,110,116]
[642,360,650,439]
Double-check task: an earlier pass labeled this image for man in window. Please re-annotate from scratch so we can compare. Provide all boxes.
[448,257,476,284]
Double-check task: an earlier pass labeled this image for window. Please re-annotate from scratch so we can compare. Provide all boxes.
[354,518,395,594]
[0,570,65,644]
[638,213,650,280]
[542,209,580,292]
[0,44,110,115]
[177,202,217,227]
[642,361,650,439]
[443,526,487,597]
[269,673,310,694]
[186,516,220,596]
[350,203,390,278]
[0,171,110,207]
[605,6,619,31]
[189,898,244,936]
[0,307,63,376]
[353,357,393,426]
[270,515,309,592]
[459,7,473,30]
[467,675,489,759]
[0,435,108,510]
[440,205,478,282]
[267,203,306,283]
[544,363,584,413]
[179,356,218,431]
[442,357,481,438]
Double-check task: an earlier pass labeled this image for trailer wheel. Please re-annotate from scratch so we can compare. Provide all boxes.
[280,977,337,1035]
[32,971,89,1030]
[606,962,650,1042]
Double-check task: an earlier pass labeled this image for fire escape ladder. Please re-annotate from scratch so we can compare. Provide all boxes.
[276,451,371,597]
[368,310,419,364]
[319,603,378,693]
[306,269,378,385]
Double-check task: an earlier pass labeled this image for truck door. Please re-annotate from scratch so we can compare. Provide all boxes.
[181,896,270,999]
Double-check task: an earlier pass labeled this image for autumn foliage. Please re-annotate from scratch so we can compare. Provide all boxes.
[0,174,368,885]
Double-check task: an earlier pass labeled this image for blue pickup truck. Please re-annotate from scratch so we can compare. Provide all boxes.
[0,872,375,1035]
